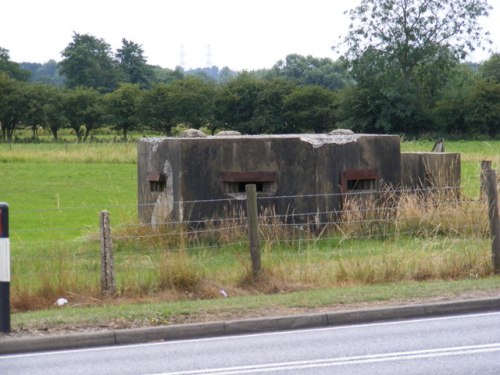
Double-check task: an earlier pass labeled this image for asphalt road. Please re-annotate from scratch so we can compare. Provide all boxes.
[1,311,500,375]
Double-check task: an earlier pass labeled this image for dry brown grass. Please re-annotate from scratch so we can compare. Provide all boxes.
[339,188,488,239]
[157,249,204,292]
[10,188,496,312]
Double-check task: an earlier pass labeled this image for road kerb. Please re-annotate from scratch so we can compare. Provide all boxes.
[0,330,116,355]
[1,297,499,355]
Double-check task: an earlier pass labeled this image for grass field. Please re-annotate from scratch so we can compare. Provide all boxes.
[1,139,497,241]
[2,163,135,242]
[0,139,499,328]
[401,139,500,197]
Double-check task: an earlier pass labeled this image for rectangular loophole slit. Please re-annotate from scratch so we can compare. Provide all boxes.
[341,169,379,193]
[223,181,267,193]
[347,178,376,191]
[220,172,277,194]
[147,171,166,192]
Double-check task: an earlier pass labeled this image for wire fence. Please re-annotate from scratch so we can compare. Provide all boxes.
[6,187,488,251]
[6,178,500,309]
[8,185,492,243]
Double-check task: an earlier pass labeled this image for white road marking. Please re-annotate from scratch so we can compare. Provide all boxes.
[1,311,499,360]
[142,343,500,375]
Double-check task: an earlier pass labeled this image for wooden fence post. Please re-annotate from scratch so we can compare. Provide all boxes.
[100,210,115,295]
[246,184,261,275]
[485,169,500,274]
[480,160,492,199]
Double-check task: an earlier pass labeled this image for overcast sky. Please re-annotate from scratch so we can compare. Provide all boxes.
[1,0,499,71]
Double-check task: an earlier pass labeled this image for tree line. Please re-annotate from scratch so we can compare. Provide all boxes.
[1,0,499,142]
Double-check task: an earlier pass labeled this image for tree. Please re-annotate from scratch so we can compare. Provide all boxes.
[282,86,337,133]
[0,73,28,141]
[21,84,68,140]
[166,77,216,130]
[43,87,68,140]
[337,50,434,134]
[337,0,492,135]
[104,84,142,139]
[336,85,383,132]
[186,66,220,82]
[0,47,30,81]
[140,77,216,134]
[116,39,153,87]
[23,84,51,139]
[140,83,174,134]
[59,33,119,92]
[270,54,353,90]
[480,53,500,82]
[434,63,478,134]
[150,65,184,84]
[218,67,238,84]
[249,78,296,134]
[21,60,65,86]
[340,0,491,79]
[64,87,103,141]
[214,73,266,133]
[464,79,500,137]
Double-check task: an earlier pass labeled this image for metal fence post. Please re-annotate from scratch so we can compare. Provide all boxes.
[245,184,261,275]
[0,203,10,333]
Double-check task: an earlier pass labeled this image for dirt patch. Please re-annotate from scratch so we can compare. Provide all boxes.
[5,289,500,339]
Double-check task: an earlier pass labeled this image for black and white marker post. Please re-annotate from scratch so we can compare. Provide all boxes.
[0,203,10,333]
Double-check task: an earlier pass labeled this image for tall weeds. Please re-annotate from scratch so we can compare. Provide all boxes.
[10,188,495,311]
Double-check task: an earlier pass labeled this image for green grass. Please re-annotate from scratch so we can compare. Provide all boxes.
[401,139,500,159]
[0,142,137,163]
[1,139,499,331]
[11,277,500,332]
[9,232,493,313]
[401,139,500,198]
[0,162,136,241]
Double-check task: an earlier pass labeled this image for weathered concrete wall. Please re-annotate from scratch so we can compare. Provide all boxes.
[138,134,401,225]
[400,152,461,191]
